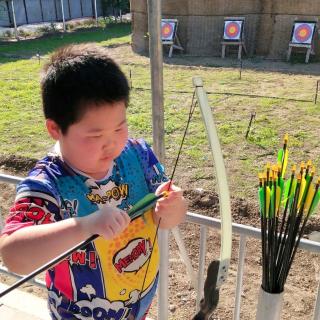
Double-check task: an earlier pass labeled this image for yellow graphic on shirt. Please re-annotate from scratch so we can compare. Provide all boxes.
[86,184,129,205]
[94,208,159,302]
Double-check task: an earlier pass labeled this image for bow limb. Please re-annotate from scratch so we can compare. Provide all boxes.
[192,77,232,319]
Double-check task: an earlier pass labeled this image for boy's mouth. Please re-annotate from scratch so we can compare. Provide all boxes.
[101,155,112,161]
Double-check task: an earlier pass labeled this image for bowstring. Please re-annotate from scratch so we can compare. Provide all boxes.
[136,90,198,316]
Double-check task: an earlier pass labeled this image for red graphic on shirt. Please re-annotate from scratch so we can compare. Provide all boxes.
[113,238,152,273]
[70,250,97,269]
[9,197,56,225]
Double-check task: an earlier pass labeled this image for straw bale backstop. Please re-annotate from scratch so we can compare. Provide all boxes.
[131,0,320,59]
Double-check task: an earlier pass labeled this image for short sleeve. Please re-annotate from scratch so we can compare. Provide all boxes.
[131,139,168,193]
[1,177,62,236]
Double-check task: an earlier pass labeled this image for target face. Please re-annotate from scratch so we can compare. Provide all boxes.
[161,21,176,42]
[224,20,243,40]
[291,22,316,44]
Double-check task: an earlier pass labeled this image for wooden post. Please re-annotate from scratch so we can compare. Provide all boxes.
[315,80,320,105]
[148,0,165,162]
[147,1,168,320]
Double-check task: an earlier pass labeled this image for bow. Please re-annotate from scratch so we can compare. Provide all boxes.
[192,77,232,320]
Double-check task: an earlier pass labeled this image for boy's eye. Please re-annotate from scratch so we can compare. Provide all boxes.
[89,135,102,139]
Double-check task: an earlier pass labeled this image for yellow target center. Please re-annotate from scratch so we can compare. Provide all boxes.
[229,26,236,34]
[299,29,307,37]
[163,26,170,35]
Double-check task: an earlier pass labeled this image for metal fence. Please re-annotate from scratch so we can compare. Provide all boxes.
[1,173,320,319]
[0,0,102,27]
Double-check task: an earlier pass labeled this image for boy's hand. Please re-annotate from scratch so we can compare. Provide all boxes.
[83,207,130,240]
[153,181,187,229]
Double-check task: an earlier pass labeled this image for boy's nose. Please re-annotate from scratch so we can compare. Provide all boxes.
[102,138,115,150]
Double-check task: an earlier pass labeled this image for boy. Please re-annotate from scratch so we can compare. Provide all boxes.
[0,44,187,320]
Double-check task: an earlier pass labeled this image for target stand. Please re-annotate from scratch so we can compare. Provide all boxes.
[161,19,184,58]
[221,17,246,60]
[287,21,317,63]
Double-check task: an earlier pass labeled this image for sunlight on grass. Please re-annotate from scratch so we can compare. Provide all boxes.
[1,25,320,201]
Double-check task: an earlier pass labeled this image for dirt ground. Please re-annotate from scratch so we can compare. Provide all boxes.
[1,44,320,319]
[1,155,320,320]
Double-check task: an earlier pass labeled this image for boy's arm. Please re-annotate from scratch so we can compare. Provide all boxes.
[0,207,130,275]
[0,216,89,275]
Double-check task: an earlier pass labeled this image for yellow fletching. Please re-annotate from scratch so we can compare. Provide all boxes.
[304,184,315,214]
[282,149,288,178]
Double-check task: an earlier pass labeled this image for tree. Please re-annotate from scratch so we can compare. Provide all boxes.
[101,0,130,17]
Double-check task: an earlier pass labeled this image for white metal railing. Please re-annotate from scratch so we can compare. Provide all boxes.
[1,173,320,319]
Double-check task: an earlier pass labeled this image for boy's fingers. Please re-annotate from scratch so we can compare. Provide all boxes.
[116,211,130,227]
[155,180,171,195]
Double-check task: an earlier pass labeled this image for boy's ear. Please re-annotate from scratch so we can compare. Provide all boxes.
[46,119,62,140]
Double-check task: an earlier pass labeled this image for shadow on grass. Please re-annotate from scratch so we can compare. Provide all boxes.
[159,47,320,76]
[0,23,131,64]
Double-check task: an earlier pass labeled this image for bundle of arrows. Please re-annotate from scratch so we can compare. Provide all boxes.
[258,134,320,294]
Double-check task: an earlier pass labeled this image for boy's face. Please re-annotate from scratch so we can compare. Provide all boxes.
[47,101,128,180]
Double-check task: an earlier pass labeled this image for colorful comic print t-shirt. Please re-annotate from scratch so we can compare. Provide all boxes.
[1,139,168,320]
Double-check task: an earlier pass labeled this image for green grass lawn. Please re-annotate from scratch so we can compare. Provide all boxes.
[0,23,131,58]
[1,23,320,201]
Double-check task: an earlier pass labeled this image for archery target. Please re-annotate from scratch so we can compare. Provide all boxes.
[291,22,316,44]
[161,21,176,42]
[224,20,243,41]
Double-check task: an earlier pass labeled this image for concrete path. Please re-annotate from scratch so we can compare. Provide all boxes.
[0,282,50,320]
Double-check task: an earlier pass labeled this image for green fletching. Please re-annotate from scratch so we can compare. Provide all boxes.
[282,179,291,202]
[277,149,284,167]
[282,178,295,206]
[288,179,297,213]
[259,188,265,216]
[310,190,320,216]
[128,193,159,219]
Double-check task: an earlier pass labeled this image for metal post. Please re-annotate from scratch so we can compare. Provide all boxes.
[22,0,28,24]
[10,0,18,39]
[147,1,166,319]
[233,234,247,320]
[313,277,320,320]
[53,0,58,21]
[39,0,44,22]
[60,0,66,32]
[93,0,98,27]
[171,226,197,290]
[196,225,207,311]
[79,0,83,17]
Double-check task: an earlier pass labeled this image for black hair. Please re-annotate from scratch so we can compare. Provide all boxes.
[41,43,129,134]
